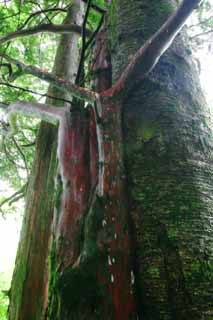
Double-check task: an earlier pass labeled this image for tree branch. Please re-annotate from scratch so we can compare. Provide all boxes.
[8,101,66,135]
[0,81,73,105]
[0,102,9,110]
[102,0,202,99]
[0,183,27,213]
[76,0,92,84]
[0,23,92,45]
[20,8,67,29]
[190,28,213,40]
[82,0,106,14]
[0,53,98,103]
[12,136,29,176]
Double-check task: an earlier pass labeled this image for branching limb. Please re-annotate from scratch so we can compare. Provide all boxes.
[0,102,9,110]
[102,0,202,99]
[20,8,68,29]
[190,28,213,39]
[7,101,66,136]
[0,23,92,45]
[0,53,98,103]
[0,183,27,215]
[12,136,29,176]
[76,0,92,84]
[82,0,106,14]
[0,82,73,105]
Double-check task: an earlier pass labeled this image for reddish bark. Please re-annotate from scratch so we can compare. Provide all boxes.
[55,110,90,270]
[90,30,137,319]
[89,107,98,188]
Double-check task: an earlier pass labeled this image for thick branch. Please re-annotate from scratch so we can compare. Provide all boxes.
[102,0,202,99]
[0,53,98,103]
[0,23,92,45]
[8,101,66,132]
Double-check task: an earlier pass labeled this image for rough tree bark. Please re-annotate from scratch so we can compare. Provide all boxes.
[8,1,83,319]
[111,1,213,319]
[7,0,212,320]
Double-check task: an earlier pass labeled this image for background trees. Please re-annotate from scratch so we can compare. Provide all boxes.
[0,0,212,319]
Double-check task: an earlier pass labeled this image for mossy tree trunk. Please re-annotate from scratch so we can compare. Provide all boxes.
[110,0,213,319]
[8,1,213,320]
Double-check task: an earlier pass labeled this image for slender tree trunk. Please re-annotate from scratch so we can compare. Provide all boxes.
[8,2,83,319]
[110,0,213,319]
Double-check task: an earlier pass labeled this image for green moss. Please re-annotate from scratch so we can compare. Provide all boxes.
[139,120,158,143]
[108,0,118,52]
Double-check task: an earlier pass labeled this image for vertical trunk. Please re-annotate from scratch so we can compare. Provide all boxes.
[47,29,136,320]
[8,2,83,319]
[110,0,213,319]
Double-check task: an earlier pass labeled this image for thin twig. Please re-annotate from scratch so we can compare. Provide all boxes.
[82,0,106,14]
[20,8,67,29]
[190,28,213,39]
[0,183,27,210]
[12,136,29,176]
[0,82,73,105]
[85,13,105,51]
[76,0,92,84]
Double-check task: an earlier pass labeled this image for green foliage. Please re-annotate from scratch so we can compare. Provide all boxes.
[0,1,68,214]
[188,0,213,50]
[0,0,106,206]
[0,272,11,320]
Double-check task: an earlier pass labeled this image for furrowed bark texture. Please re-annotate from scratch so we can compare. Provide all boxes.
[8,2,83,319]
[110,0,213,319]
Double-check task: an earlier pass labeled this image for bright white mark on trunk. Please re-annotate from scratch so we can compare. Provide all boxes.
[108,255,112,266]
[102,219,107,227]
[131,270,135,284]
[111,274,114,283]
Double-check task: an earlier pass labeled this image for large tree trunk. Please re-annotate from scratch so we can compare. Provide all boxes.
[8,1,213,320]
[8,2,83,319]
[110,0,213,319]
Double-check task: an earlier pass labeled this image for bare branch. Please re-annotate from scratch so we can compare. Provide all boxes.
[0,53,98,103]
[0,23,92,45]
[85,13,104,51]
[12,136,29,176]
[0,102,9,110]
[190,29,213,40]
[20,8,67,29]
[0,81,73,105]
[0,183,27,212]
[102,0,202,99]
[82,0,106,14]
[76,0,92,84]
